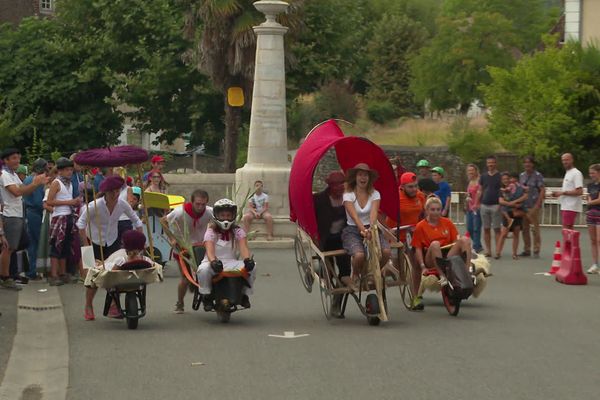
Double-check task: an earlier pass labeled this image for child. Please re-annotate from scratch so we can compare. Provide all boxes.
[500,172,527,228]
[242,180,274,240]
[197,198,255,310]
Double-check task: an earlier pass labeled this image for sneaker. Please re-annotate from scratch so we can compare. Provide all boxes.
[84,306,95,321]
[519,251,531,257]
[240,295,251,309]
[108,304,123,319]
[0,278,22,291]
[60,274,71,284]
[410,296,424,311]
[174,301,184,314]
[49,278,64,286]
[438,276,449,287]
[586,265,600,274]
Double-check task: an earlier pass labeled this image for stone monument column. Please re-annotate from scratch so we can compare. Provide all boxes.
[235,1,293,238]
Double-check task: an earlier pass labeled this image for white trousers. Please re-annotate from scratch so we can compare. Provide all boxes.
[196,259,256,295]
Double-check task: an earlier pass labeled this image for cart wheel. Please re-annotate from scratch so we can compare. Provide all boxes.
[294,235,314,293]
[317,260,333,320]
[125,292,139,330]
[365,294,380,326]
[217,311,231,323]
[399,252,415,310]
[442,287,460,316]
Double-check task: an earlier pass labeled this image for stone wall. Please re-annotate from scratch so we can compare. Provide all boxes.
[314,146,520,191]
[163,173,235,202]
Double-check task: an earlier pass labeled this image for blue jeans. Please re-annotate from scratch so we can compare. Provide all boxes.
[26,209,43,278]
[466,210,483,252]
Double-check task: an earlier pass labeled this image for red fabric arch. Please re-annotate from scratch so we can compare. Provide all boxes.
[289,120,399,240]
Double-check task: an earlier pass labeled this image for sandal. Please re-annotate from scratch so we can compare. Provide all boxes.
[512,254,519,260]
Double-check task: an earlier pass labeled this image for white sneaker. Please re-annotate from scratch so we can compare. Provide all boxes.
[586,265,600,274]
[438,276,449,287]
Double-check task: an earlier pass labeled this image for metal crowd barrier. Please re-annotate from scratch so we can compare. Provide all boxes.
[448,188,588,227]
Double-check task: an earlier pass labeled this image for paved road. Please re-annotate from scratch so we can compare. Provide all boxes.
[3,228,600,399]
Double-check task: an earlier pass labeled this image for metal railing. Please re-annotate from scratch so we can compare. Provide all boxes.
[448,188,588,227]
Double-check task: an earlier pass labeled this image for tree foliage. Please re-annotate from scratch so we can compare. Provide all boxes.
[410,11,517,113]
[482,41,600,169]
[365,14,427,118]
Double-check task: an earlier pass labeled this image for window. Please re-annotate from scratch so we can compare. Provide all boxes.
[40,0,54,12]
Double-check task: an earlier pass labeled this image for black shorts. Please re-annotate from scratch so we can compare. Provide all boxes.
[502,216,523,231]
[92,240,121,260]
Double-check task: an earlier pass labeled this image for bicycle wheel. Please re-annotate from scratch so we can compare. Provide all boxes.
[441,287,460,316]
[399,252,415,310]
[294,234,314,293]
[317,259,333,320]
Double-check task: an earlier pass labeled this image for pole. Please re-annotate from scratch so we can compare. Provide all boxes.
[137,164,155,261]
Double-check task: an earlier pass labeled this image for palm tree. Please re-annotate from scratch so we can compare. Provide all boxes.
[183,0,302,172]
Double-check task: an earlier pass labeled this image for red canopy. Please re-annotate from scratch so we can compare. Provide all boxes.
[289,120,399,240]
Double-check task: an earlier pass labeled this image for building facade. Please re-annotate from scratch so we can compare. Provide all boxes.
[564,0,600,44]
[0,0,54,24]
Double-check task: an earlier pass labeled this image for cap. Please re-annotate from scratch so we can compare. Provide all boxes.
[1,148,20,160]
[416,159,430,168]
[122,230,147,251]
[400,172,417,185]
[16,165,28,175]
[151,155,165,164]
[56,157,74,170]
[32,158,48,173]
[99,175,125,192]
[431,166,445,176]
[132,186,142,197]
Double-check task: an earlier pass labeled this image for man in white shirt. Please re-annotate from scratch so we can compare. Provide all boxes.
[78,175,144,320]
[552,153,584,229]
[165,189,212,313]
[0,148,48,290]
[242,180,274,240]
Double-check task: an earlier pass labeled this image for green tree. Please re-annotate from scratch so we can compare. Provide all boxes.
[365,14,427,118]
[183,0,302,172]
[482,41,600,169]
[57,0,223,153]
[442,0,557,52]
[410,11,517,113]
[0,18,122,152]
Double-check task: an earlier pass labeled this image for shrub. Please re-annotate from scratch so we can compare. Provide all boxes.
[448,117,498,163]
[366,100,398,124]
[314,81,359,123]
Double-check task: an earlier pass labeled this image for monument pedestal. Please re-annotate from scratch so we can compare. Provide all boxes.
[235,1,295,243]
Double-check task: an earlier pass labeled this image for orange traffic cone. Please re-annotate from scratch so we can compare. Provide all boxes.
[549,240,561,275]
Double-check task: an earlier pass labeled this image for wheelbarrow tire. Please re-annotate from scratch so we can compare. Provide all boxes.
[125,292,139,330]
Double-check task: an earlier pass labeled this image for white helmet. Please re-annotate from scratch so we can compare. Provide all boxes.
[213,198,237,231]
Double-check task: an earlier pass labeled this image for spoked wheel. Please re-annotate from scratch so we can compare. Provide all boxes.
[398,252,415,310]
[317,260,334,320]
[365,293,381,326]
[294,235,314,293]
[441,287,460,316]
[125,292,139,330]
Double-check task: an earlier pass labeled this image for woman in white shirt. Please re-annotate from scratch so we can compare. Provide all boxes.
[341,163,390,282]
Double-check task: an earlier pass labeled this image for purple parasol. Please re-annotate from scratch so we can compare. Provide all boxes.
[74,145,149,167]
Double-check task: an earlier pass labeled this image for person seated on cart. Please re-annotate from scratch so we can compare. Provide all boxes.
[341,163,391,285]
[314,170,351,317]
[411,197,472,306]
[83,230,156,320]
[385,171,426,310]
[197,199,255,311]
[314,171,351,278]
[165,189,213,314]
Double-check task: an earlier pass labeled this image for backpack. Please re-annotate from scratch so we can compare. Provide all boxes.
[437,255,474,300]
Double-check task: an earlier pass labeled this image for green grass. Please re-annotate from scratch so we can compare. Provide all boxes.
[343,116,489,147]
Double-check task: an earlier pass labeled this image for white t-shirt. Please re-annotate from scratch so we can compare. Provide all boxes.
[0,168,24,218]
[250,192,269,214]
[166,205,213,245]
[76,198,143,246]
[560,168,584,212]
[343,190,381,227]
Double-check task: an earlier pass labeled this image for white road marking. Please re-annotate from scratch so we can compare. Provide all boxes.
[268,331,310,339]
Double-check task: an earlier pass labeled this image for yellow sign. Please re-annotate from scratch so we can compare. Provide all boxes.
[227,87,244,107]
